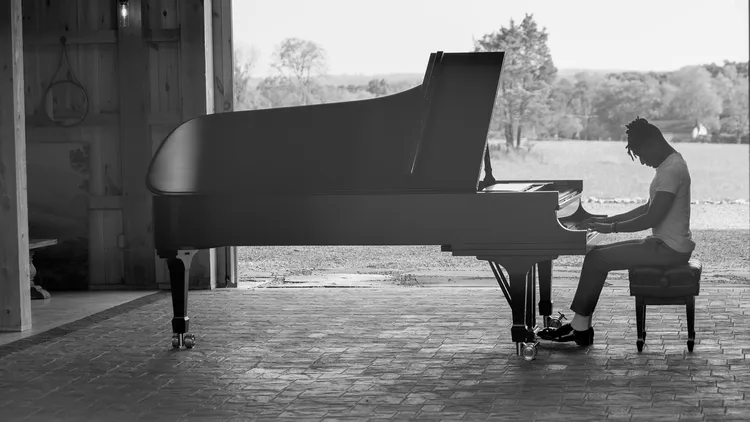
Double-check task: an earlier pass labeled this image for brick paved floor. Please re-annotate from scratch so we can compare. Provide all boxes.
[0,283,748,421]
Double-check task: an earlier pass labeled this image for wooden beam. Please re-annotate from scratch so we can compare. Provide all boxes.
[118,0,155,287]
[212,0,233,114]
[179,0,216,290]
[0,0,31,332]
[180,0,214,119]
[212,0,236,287]
[23,30,117,46]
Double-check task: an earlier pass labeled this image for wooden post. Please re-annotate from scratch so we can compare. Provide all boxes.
[118,0,155,287]
[211,0,237,287]
[0,0,31,331]
[180,0,216,289]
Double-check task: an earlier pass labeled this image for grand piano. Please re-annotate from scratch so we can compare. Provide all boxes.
[146,51,607,361]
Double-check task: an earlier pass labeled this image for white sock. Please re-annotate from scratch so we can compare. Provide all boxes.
[570,313,591,331]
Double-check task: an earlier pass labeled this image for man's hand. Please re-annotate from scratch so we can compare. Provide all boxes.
[581,216,610,229]
[588,222,614,233]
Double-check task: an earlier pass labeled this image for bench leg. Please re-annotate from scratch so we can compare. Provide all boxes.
[686,295,695,352]
[635,296,646,352]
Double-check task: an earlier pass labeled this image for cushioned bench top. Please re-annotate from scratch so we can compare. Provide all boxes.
[628,259,702,298]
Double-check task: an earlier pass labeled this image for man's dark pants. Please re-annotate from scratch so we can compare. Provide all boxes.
[571,237,693,317]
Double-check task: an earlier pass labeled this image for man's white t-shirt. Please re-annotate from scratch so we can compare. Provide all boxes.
[648,152,695,254]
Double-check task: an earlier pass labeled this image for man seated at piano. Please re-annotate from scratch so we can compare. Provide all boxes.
[539,116,696,345]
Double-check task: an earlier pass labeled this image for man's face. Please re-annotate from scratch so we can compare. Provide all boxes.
[631,141,658,168]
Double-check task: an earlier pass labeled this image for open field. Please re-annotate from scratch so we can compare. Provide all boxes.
[239,141,748,284]
[487,140,749,201]
[238,203,749,284]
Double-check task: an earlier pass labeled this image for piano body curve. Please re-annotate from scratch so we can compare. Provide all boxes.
[146,51,607,359]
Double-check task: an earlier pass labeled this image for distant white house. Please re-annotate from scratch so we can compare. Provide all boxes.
[651,120,709,142]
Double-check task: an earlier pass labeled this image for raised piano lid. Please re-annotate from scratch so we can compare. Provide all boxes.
[145,51,505,196]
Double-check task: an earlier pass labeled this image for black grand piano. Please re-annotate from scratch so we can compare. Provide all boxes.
[146,51,607,361]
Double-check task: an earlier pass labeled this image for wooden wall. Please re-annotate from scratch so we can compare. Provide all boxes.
[21,0,231,290]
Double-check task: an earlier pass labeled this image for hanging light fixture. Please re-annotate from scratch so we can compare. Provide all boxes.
[117,0,130,28]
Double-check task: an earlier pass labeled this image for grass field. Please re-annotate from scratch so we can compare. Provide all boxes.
[487,140,749,201]
[238,140,749,283]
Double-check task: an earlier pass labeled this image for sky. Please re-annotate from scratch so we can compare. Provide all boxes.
[232,0,749,77]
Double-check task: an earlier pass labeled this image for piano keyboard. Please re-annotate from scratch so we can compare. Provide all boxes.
[560,220,599,242]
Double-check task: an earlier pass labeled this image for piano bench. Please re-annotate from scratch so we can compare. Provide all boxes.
[628,259,702,353]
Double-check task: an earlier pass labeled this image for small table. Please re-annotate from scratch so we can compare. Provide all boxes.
[30,239,57,300]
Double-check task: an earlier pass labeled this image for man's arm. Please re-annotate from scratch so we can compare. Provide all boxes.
[616,192,675,233]
[603,201,650,223]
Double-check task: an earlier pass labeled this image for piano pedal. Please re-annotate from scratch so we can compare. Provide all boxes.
[545,312,567,329]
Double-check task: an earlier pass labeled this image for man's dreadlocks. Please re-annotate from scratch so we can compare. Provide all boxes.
[624,116,665,161]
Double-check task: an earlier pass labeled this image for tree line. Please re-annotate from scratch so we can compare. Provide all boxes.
[233,15,749,145]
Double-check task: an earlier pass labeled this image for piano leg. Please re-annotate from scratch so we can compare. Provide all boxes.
[537,260,555,328]
[505,262,538,361]
[526,265,537,332]
[487,259,540,360]
[166,250,199,349]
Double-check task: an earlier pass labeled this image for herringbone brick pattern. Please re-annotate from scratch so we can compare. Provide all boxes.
[0,284,747,421]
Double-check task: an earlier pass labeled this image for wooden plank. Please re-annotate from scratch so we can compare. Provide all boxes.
[21,0,39,116]
[88,195,123,210]
[30,239,58,249]
[180,0,213,120]
[202,0,215,115]
[0,0,31,332]
[118,0,155,287]
[26,124,118,145]
[150,0,179,29]
[25,112,118,127]
[147,28,179,43]
[88,136,106,285]
[211,0,236,288]
[23,30,117,45]
[103,210,124,285]
[179,0,215,289]
[212,0,233,113]
[148,111,182,126]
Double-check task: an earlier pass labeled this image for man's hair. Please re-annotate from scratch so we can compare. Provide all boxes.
[625,116,666,161]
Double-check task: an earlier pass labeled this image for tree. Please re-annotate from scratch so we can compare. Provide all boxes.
[271,38,328,105]
[474,14,557,148]
[233,46,269,110]
[366,79,390,97]
[571,72,605,140]
[594,77,662,138]
[665,66,723,132]
[539,78,584,140]
[256,75,299,108]
[716,65,750,143]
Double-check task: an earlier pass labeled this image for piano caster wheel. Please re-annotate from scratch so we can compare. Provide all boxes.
[687,339,694,352]
[547,312,567,329]
[636,339,644,352]
[184,334,195,349]
[521,342,538,361]
[171,333,195,349]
